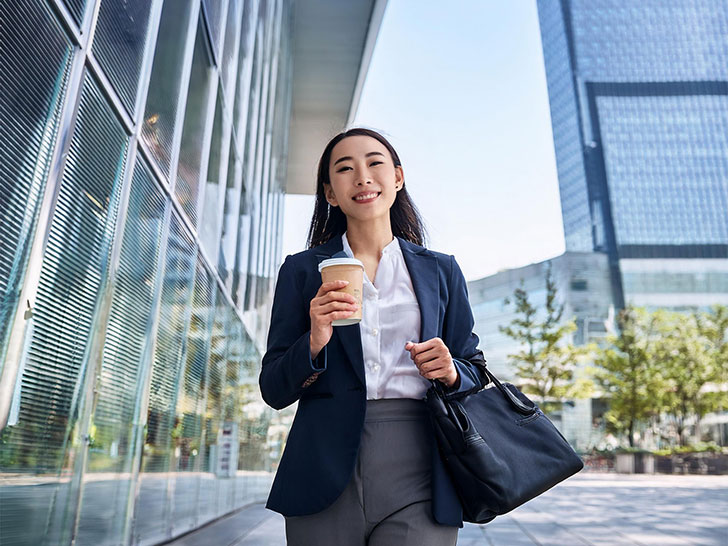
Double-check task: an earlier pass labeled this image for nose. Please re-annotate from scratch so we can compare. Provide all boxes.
[355,168,373,186]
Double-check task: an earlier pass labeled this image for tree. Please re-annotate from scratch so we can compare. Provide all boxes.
[655,309,722,446]
[499,264,591,414]
[592,306,661,448]
[695,304,728,407]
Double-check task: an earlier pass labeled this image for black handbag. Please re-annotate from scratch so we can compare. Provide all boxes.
[424,366,584,524]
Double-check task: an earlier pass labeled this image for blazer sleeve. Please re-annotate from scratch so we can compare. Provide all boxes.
[259,255,328,410]
[443,254,488,394]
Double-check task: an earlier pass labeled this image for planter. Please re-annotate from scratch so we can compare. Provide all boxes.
[615,452,655,474]
[657,453,728,475]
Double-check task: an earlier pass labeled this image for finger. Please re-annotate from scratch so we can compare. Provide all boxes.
[318,280,350,295]
[322,309,358,321]
[412,346,444,366]
[418,357,447,374]
[325,290,357,304]
[319,301,358,314]
[408,337,442,355]
[420,363,451,379]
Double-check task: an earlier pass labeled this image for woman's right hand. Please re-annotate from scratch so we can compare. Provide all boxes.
[309,280,359,359]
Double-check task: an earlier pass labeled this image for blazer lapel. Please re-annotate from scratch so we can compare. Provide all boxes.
[398,237,439,343]
[314,234,439,388]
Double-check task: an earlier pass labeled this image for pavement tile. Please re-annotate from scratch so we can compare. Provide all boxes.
[481,517,538,545]
[457,524,487,539]
[234,512,286,546]
[163,474,728,546]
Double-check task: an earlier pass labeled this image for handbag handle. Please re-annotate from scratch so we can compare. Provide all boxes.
[430,366,536,416]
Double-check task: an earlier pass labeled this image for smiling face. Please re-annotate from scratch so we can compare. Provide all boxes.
[324,135,404,224]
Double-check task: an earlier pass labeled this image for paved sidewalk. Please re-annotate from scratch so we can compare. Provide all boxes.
[166,473,728,545]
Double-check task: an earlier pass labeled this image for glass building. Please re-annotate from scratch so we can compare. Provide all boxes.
[536,0,728,312]
[0,1,384,544]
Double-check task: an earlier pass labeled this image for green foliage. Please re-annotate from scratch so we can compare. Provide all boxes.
[652,442,726,456]
[592,304,728,450]
[499,264,592,414]
[592,307,661,447]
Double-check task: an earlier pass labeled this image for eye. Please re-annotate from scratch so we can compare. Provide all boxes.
[336,166,351,173]
[370,161,383,166]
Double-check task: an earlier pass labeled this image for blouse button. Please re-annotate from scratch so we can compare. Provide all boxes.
[371,328,378,336]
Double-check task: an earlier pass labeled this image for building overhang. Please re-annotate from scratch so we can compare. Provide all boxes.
[285,0,387,195]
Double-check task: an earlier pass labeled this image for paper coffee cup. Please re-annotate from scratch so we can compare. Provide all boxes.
[318,258,364,326]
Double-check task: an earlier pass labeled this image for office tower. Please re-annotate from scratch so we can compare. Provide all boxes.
[536,0,728,311]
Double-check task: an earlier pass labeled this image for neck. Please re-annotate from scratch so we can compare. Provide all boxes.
[345,219,394,258]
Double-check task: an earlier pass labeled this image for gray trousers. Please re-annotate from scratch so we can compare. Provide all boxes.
[284,398,459,546]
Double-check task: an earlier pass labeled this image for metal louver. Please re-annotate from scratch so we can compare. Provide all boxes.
[75,157,166,545]
[1,70,128,545]
[0,1,72,370]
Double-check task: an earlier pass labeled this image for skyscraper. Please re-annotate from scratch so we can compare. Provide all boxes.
[536,0,728,311]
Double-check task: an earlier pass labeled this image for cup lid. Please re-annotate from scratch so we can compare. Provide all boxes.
[318,257,364,272]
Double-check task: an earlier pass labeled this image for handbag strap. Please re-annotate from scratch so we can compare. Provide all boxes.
[430,367,536,416]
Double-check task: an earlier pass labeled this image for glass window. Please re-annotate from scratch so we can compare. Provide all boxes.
[169,257,216,535]
[197,286,227,525]
[221,0,243,100]
[0,1,73,377]
[0,71,129,545]
[242,21,264,312]
[198,90,229,266]
[232,0,258,150]
[175,21,216,228]
[92,0,155,116]
[202,0,227,57]
[219,142,243,289]
[141,0,195,179]
[571,280,588,291]
[232,181,251,308]
[134,211,196,545]
[62,0,87,26]
[75,157,166,546]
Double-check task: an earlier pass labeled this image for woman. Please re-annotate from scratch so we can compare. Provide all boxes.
[259,127,487,545]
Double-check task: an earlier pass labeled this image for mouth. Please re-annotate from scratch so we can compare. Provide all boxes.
[352,192,381,203]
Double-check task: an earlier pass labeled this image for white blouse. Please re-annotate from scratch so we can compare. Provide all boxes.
[341,232,431,400]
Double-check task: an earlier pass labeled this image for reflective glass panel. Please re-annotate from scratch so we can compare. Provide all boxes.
[0,71,128,545]
[92,0,154,116]
[175,21,216,228]
[134,212,196,545]
[75,158,166,546]
[0,1,72,376]
[141,0,195,179]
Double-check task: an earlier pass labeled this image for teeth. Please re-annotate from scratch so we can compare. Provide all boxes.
[354,193,378,201]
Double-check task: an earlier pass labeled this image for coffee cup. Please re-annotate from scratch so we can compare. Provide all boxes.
[318,258,364,326]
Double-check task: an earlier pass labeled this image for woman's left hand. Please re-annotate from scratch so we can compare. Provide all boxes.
[405,338,459,388]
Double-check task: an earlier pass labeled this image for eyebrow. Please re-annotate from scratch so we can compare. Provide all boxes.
[333,151,385,166]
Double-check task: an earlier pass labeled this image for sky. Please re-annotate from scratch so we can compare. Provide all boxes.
[281,0,565,282]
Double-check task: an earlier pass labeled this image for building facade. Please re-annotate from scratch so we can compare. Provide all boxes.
[536,0,728,312]
[0,0,383,544]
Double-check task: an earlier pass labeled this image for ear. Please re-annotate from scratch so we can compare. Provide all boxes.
[395,166,404,191]
[324,183,339,207]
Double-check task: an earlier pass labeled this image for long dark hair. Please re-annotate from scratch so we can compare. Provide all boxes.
[305,127,429,249]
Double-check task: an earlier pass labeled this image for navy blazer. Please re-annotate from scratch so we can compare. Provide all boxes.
[259,234,487,527]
